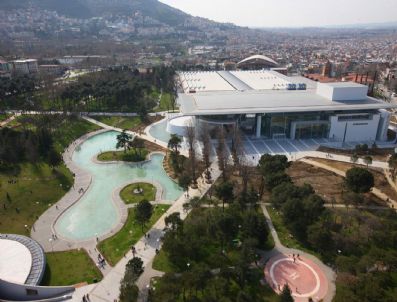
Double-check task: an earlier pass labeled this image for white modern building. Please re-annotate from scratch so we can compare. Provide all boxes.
[173,70,394,143]
[12,59,39,74]
[0,234,74,301]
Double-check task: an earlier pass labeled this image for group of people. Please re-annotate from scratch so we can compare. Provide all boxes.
[291,253,300,263]
[97,253,106,269]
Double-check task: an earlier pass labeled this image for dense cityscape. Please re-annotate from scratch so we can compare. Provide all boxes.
[0,1,397,302]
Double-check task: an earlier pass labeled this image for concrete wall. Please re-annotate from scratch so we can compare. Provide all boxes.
[329,114,380,142]
[376,109,391,141]
[0,279,74,302]
[317,82,368,101]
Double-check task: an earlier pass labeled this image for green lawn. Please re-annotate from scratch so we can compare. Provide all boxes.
[92,116,142,130]
[0,114,9,122]
[52,118,101,152]
[41,250,102,286]
[97,149,149,163]
[98,204,170,265]
[120,182,157,204]
[0,117,100,234]
[266,206,320,258]
[4,116,100,152]
[154,93,178,112]
[0,163,73,234]
[152,249,175,273]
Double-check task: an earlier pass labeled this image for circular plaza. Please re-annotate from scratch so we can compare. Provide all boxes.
[264,253,328,302]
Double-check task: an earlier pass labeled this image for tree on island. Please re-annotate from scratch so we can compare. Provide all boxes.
[129,137,145,157]
[345,167,374,193]
[117,130,133,153]
[135,200,153,232]
[168,134,182,155]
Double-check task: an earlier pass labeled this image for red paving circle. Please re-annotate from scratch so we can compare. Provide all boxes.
[264,253,328,302]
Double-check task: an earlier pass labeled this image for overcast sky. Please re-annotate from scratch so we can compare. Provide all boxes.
[160,0,397,28]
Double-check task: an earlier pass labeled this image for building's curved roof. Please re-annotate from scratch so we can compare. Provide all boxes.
[0,234,46,285]
[237,55,279,67]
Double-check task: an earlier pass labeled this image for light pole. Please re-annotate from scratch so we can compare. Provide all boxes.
[49,238,54,252]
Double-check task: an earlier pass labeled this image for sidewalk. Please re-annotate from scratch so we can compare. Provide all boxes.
[71,161,221,302]
[259,205,336,302]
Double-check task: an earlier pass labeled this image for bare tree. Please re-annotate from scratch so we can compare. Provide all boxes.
[185,123,198,186]
[239,158,250,195]
[216,126,228,181]
[200,124,212,183]
[231,124,246,176]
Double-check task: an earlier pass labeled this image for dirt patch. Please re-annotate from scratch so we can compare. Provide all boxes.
[309,158,397,202]
[288,161,345,204]
[132,115,163,134]
[142,138,166,153]
[288,161,388,206]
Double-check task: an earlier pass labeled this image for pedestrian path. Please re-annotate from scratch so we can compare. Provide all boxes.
[259,205,336,302]
[0,113,19,127]
[31,129,109,253]
[70,161,221,302]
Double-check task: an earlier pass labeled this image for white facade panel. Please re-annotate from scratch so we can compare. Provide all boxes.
[329,114,380,142]
[317,82,368,101]
[377,109,391,141]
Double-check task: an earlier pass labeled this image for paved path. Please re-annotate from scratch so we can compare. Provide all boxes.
[70,161,221,302]
[301,158,397,209]
[292,151,389,169]
[0,113,19,127]
[48,116,222,302]
[259,205,336,302]
[83,116,169,152]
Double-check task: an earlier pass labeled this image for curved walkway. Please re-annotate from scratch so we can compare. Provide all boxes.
[31,129,109,252]
[70,161,222,302]
[259,205,336,302]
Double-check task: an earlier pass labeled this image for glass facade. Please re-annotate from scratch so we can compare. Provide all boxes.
[200,110,378,140]
[294,122,330,139]
[260,112,331,139]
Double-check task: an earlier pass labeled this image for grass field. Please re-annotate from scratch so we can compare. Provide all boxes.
[0,117,100,234]
[91,116,141,130]
[98,204,170,265]
[97,149,149,162]
[120,182,157,204]
[0,163,73,234]
[0,113,9,122]
[154,93,178,112]
[41,250,102,286]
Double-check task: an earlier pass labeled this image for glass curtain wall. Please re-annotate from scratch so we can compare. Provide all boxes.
[261,112,331,139]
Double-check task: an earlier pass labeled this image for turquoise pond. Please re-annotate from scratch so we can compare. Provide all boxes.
[55,131,183,241]
[149,119,171,144]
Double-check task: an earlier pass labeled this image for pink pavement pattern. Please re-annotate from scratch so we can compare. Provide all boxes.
[264,253,328,302]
